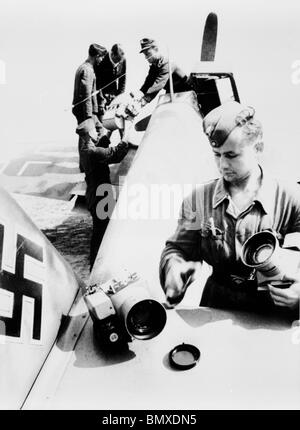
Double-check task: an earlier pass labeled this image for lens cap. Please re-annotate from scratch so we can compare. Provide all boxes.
[169,343,200,370]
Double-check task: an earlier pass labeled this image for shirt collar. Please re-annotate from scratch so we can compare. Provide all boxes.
[253,167,277,215]
[109,52,120,68]
[212,165,276,214]
[212,177,228,209]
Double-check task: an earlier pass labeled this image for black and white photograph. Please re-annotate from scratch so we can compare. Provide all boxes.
[0,0,300,414]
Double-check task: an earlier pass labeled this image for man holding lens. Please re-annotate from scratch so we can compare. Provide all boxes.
[159,101,300,315]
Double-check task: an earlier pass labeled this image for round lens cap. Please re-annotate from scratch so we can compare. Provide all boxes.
[169,343,200,370]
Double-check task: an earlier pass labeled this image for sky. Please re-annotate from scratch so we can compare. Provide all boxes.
[0,0,300,179]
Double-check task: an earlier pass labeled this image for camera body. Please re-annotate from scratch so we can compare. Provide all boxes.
[241,230,300,286]
[84,271,167,346]
[84,283,127,345]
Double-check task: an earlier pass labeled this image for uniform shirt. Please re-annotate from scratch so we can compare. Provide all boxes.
[79,136,128,211]
[94,53,126,98]
[72,61,98,122]
[140,55,189,103]
[159,167,300,309]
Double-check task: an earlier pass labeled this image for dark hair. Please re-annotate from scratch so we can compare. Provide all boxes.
[111,43,125,61]
[89,43,107,57]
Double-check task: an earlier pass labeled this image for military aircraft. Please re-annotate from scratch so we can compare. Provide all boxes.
[1,13,300,411]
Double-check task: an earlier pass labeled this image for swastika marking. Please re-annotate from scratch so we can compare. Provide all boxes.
[0,223,43,341]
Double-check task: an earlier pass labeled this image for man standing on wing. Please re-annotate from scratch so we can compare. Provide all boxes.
[132,38,190,106]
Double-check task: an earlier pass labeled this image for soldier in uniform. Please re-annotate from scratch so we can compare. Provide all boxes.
[72,43,107,126]
[159,101,300,315]
[76,118,128,269]
[132,38,190,106]
[94,43,126,120]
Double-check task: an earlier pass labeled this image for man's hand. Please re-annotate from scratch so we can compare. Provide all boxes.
[96,135,110,148]
[164,260,201,307]
[130,90,144,101]
[130,90,148,107]
[118,141,129,150]
[113,141,129,156]
[124,100,142,119]
[268,273,300,309]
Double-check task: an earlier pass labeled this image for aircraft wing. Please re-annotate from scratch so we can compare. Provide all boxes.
[20,92,300,410]
[0,184,86,409]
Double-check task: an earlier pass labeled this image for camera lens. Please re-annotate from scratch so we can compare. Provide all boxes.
[126,299,167,340]
[242,231,276,267]
[252,243,274,264]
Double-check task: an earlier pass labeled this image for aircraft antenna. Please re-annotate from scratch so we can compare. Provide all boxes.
[167,47,174,102]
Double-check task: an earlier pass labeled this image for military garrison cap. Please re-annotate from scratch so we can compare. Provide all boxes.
[139,38,158,53]
[203,101,256,147]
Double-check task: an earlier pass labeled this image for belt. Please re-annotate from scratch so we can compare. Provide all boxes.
[212,271,258,291]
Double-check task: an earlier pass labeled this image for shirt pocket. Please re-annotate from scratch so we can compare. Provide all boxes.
[199,221,226,265]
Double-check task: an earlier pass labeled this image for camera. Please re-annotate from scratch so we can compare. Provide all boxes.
[241,230,300,287]
[84,271,167,346]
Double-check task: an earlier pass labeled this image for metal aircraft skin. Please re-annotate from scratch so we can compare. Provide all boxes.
[18,88,300,410]
[0,184,86,409]
[0,85,216,409]
[1,13,300,410]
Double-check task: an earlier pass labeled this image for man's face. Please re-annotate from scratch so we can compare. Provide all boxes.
[111,50,124,65]
[212,128,260,184]
[95,54,105,66]
[143,47,158,64]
